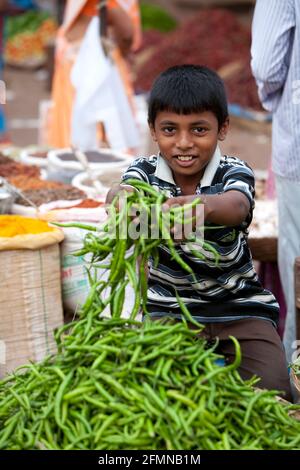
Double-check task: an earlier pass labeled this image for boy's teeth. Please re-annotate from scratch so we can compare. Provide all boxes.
[177,156,193,161]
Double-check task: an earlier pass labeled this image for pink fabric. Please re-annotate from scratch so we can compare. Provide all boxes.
[258,162,286,339]
[266,165,276,199]
[258,261,286,339]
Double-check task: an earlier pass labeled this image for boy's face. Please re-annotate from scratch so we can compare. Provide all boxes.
[149,110,229,184]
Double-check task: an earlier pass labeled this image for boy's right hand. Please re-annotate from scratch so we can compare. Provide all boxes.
[105,183,136,204]
[105,183,137,214]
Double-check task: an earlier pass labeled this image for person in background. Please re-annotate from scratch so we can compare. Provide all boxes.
[251,0,300,363]
[48,0,141,149]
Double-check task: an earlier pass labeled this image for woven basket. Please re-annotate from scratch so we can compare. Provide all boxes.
[276,394,300,420]
[291,369,300,394]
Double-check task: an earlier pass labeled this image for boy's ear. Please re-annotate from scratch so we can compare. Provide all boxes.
[149,123,157,142]
[218,117,230,141]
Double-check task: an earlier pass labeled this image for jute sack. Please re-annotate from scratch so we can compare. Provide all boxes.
[0,228,64,377]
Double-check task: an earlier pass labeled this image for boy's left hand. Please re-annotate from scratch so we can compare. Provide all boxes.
[162,196,204,241]
[162,195,200,211]
[164,191,250,228]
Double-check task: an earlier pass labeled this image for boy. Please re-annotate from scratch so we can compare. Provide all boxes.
[107,64,292,400]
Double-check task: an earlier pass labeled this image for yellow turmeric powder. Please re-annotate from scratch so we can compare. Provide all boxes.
[0,215,55,238]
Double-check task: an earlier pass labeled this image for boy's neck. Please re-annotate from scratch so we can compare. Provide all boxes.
[173,171,204,195]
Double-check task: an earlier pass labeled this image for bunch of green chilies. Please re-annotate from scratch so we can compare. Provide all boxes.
[0,179,300,450]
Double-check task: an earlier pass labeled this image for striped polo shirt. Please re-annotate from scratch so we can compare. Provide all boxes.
[122,148,279,325]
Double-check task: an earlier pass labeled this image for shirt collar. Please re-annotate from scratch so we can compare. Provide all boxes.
[154,153,175,184]
[154,146,222,188]
[200,146,221,187]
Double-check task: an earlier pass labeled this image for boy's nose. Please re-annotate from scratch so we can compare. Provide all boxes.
[176,133,193,150]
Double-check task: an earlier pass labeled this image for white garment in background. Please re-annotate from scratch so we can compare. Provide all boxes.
[276,176,300,363]
[71,17,140,151]
[251,0,300,181]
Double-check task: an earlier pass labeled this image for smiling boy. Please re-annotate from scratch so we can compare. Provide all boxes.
[107,65,292,400]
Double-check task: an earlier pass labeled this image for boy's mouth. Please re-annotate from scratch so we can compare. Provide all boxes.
[174,155,197,167]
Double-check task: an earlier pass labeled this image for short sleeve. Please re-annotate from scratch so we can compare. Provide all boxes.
[222,159,255,230]
[121,157,152,184]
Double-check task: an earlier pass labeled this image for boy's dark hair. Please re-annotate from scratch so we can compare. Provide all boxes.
[148,64,228,129]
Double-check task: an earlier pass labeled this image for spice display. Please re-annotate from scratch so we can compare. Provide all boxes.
[8,176,63,192]
[4,11,57,68]
[0,155,11,165]
[135,9,262,110]
[57,150,124,164]
[0,215,55,237]
[14,187,87,207]
[64,199,104,209]
[0,154,40,179]
[29,151,48,159]
[0,181,300,450]
[138,29,165,52]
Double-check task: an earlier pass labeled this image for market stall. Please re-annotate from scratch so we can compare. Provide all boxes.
[1,1,300,453]
[0,176,300,450]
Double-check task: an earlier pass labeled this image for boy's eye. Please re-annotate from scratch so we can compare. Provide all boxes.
[193,127,207,134]
[161,126,175,133]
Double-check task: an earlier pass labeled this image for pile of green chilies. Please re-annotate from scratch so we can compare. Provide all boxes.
[0,180,300,450]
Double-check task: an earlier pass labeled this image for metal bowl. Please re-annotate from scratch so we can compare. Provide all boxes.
[0,191,15,214]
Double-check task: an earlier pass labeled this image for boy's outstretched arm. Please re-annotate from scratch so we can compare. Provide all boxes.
[202,190,250,226]
[164,191,250,227]
[105,183,137,205]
